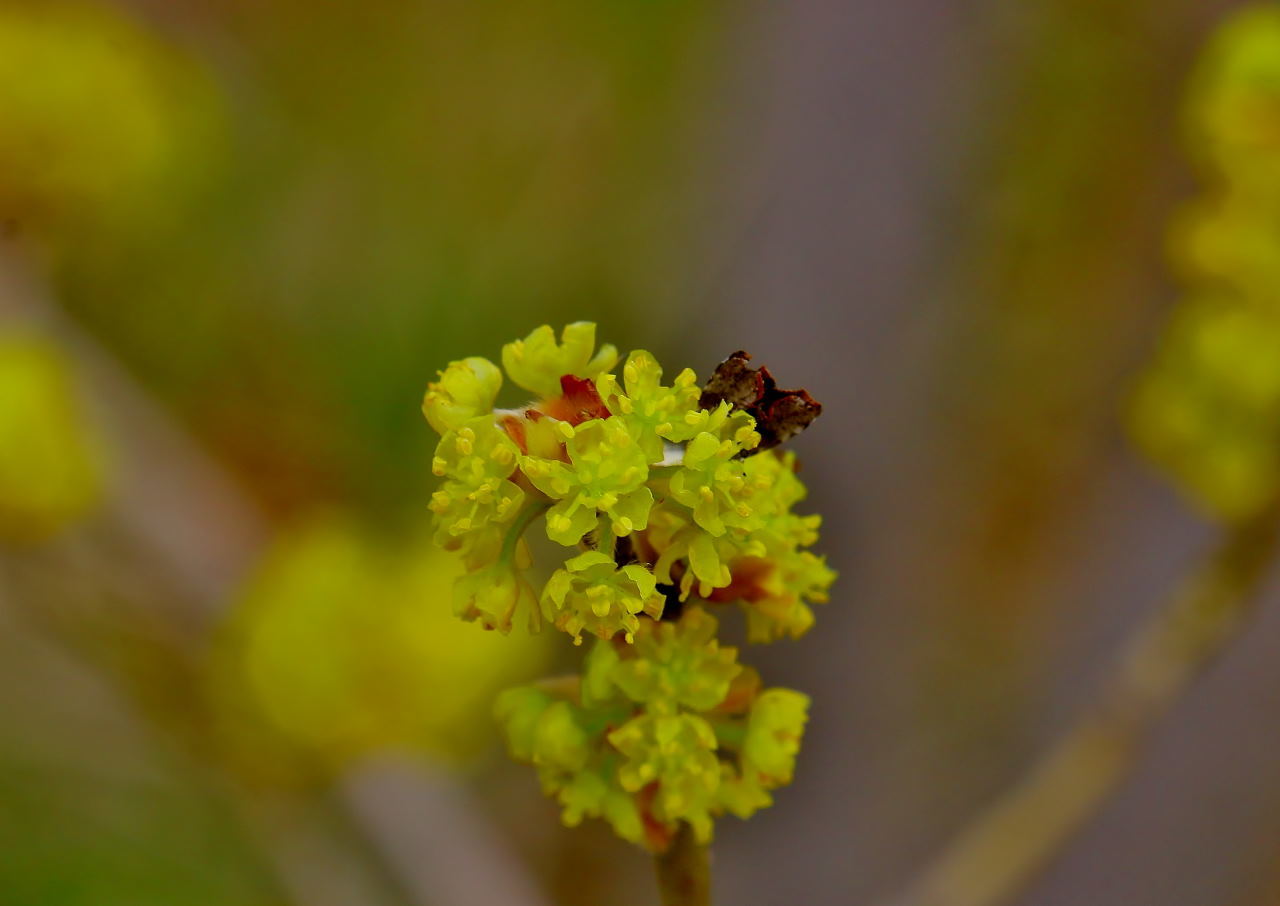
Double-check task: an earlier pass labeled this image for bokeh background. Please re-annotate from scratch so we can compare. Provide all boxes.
[3,1,1279,904]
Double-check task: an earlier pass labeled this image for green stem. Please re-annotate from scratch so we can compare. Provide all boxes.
[500,500,550,564]
[655,823,711,906]
[708,717,747,750]
[880,500,1280,906]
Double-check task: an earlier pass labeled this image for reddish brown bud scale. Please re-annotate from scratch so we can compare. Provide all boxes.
[498,414,527,453]
[699,350,822,451]
[538,374,612,425]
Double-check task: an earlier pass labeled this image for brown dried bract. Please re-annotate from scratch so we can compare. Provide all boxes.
[699,350,822,451]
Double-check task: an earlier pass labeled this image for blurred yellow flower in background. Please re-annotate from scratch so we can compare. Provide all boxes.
[0,0,222,235]
[211,516,553,780]
[0,333,105,542]
[1131,3,1280,521]
[1186,3,1280,193]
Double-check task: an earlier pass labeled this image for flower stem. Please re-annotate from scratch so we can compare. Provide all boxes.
[500,500,550,564]
[655,823,711,906]
[880,500,1280,906]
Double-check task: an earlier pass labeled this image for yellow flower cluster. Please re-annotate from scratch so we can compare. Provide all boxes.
[495,609,809,849]
[422,322,834,643]
[1132,5,1280,520]
[422,322,833,849]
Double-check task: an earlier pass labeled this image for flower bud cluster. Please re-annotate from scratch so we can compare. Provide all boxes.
[494,609,809,850]
[1132,6,1280,520]
[422,322,833,847]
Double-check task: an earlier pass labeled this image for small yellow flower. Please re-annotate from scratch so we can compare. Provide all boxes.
[0,334,104,542]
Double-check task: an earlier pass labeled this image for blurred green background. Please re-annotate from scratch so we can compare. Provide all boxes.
[5,1,1280,905]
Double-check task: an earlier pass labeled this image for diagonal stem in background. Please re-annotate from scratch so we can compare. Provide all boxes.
[880,500,1280,906]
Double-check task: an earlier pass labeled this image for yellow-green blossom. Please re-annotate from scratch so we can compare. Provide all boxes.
[494,684,645,846]
[742,450,812,528]
[668,405,764,536]
[740,689,810,787]
[736,550,836,643]
[522,417,653,545]
[651,508,752,599]
[609,712,722,843]
[454,560,541,634]
[711,689,810,820]
[422,356,503,435]
[611,608,741,711]
[554,765,647,845]
[502,322,619,398]
[495,603,810,848]
[714,765,776,820]
[541,551,664,644]
[671,398,762,447]
[429,416,524,548]
[598,349,701,461]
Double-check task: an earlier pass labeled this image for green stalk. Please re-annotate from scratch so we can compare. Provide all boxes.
[500,500,550,564]
[655,823,711,906]
[881,500,1280,906]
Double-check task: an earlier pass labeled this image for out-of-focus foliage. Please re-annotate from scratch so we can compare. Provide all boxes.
[0,751,271,906]
[878,4,1210,812]
[0,333,104,542]
[209,516,552,780]
[1132,3,1280,521]
[41,0,719,520]
[495,609,809,851]
[0,0,222,236]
